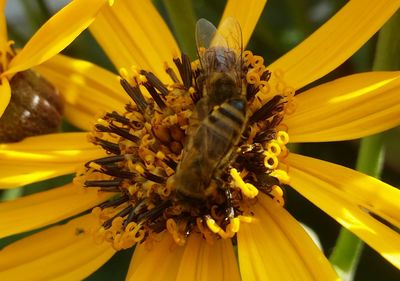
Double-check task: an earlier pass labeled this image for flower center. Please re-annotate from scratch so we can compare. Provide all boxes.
[77,51,295,250]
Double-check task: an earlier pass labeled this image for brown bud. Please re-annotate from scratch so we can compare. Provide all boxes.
[0,70,63,142]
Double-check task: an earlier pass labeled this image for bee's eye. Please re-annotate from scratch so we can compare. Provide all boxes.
[0,70,63,142]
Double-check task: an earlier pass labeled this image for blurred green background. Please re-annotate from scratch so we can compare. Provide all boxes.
[2,0,399,280]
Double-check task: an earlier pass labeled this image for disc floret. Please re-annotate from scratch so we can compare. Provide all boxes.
[77,51,294,250]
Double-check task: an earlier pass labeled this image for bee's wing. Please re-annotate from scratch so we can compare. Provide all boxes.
[195,18,218,52]
[215,17,242,57]
[195,18,242,74]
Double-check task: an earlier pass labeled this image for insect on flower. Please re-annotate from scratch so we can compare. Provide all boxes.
[80,16,289,250]
[174,18,248,202]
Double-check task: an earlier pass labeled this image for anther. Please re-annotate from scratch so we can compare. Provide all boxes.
[85,155,125,168]
[140,70,169,96]
[99,194,130,209]
[102,205,134,229]
[94,138,121,155]
[84,179,122,187]
[173,54,192,89]
[120,78,148,113]
[164,62,180,83]
[249,95,284,123]
[142,82,167,110]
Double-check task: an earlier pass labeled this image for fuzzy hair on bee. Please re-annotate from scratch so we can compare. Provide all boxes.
[174,17,248,202]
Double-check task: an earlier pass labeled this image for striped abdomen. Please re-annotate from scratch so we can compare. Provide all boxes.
[175,97,247,200]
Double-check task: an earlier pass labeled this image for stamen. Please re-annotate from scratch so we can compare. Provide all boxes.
[142,81,167,110]
[173,54,192,89]
[119,78,148,113]
[92,137,121,155]
[85,155,125,168]
[82,48,294,250]
[84,179,122,187]
[164,62,180,83]
[140,70,169,96]
[249,95,284,123]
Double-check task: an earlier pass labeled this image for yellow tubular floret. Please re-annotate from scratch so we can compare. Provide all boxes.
[230,168,259,198]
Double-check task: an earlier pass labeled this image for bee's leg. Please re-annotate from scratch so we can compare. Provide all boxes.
[184,220,195,238]
[224,188,235,222]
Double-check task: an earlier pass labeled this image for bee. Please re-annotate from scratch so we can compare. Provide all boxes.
[174,18,247,202]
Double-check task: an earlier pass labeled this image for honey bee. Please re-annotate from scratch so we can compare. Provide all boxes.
[174,18,247,201]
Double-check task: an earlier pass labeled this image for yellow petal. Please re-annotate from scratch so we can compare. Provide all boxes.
[288,153,400,228]
[0,0,7,48]
[126,233,185,281]
[268,0,400,90]
[0,183,113,238]
[238,194,338,281]
[0,133,105,189]
[285,72,400,142]
[0,214,115,281]
[4,0,110,76]
[287,156,400,269]
[36,54,128,131]
[176,234,241,281]
[0,76,10,118]
[220,0,267,47]
[90,0,180,81]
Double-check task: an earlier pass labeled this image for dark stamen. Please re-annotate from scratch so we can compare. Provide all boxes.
[249,95,284,123]
[137,200,171,222]
[103,205,134,229]
[143,172,166,183]
[85,155,125,168]
[123,200,148,228]
[165,65,180,83]
[246,84,258,100]
[260,70,271,81]
[120,78,148,113]
[101,167,135,179]
[140,70,169,96]
[164,157,178,170]
[142,82,167,110]
[95,138,121,155]
[100,187,122,192]
[109,123,140,142]
[267,114,284,130]
[85,179,122,187]
[99,194,129,209]
[105,111,131,125]
[173,54,192,89]
[254,129,276,143]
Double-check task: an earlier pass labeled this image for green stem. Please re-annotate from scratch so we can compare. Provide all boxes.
[161,0,197,60]
[329,11,399,281]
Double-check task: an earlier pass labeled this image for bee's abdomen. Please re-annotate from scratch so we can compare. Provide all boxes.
[206,98,246,141]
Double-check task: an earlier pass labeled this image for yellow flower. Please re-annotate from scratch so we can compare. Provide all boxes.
[0,0,112,141]
[1,0,400,280]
